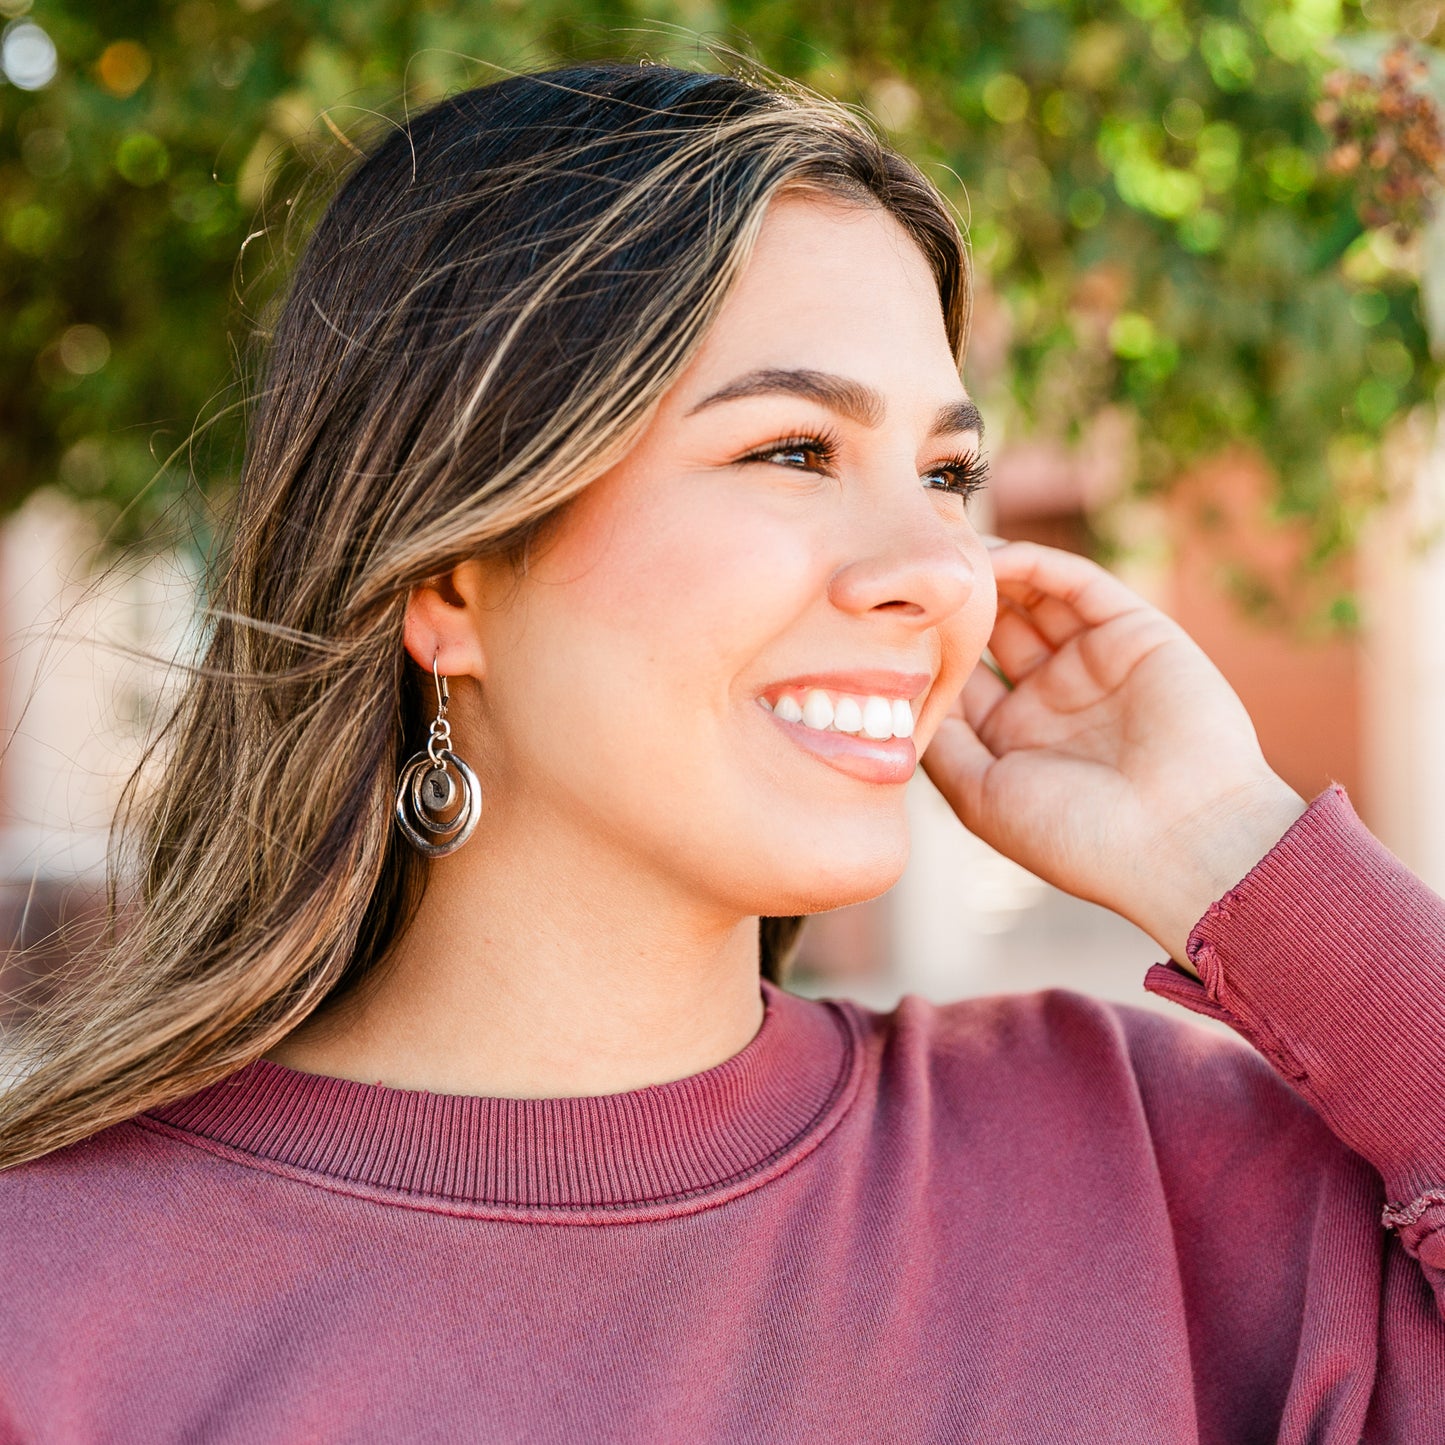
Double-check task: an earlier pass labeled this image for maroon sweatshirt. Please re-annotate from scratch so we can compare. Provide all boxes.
[2,782,1443,1443]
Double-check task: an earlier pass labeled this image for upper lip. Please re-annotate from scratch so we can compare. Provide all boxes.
[759,669,934,705]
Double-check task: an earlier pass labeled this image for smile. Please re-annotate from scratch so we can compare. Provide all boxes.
[760,689,914,740]
[756,672,929,785]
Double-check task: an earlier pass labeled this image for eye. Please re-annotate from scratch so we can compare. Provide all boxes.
[738,432,842,475]
[925,451,990,502]
[737,431,990,503]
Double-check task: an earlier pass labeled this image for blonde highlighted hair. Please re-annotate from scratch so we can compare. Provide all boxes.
[0,52,971,1169]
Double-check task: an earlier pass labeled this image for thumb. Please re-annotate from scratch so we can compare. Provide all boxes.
[919,712,995,829]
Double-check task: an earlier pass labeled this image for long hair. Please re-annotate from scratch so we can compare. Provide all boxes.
[0,54,971,1169]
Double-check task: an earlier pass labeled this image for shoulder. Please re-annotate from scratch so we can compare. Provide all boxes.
[0,1120,156,1360]
[842,985,1337,1158]
[0,1116,171,1248]
[0,1112,255,1300]
[0,1114,149,1203]
[851,981,1255,1082]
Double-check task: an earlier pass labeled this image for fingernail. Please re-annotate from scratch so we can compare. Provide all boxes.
[981,533,1008,550]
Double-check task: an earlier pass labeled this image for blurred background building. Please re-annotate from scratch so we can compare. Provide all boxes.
[4,0,1445,1027]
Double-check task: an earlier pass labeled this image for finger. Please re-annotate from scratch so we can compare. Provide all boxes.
[987,539,1149,630]
[959,654,1011,734]
[994,584,1089,651]
[985,538,1088,650]
[987,597,1056,684]
[920,710,996,822]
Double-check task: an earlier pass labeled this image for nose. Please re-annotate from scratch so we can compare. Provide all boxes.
[825,488,980,627]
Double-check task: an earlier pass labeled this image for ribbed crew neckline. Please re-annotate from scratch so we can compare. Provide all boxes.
[138,978,862,1222]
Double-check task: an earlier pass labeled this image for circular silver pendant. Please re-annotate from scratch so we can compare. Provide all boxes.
[394,748,482,857]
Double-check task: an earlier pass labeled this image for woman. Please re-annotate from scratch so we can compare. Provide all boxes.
[1,56,1441,1443]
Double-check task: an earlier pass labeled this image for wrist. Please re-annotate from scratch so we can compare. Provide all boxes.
[1131,778,1311,977]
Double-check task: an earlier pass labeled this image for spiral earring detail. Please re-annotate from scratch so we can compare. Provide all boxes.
[394,654,482,857]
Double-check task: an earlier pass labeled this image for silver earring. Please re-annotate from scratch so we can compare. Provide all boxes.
[394,653,482,857]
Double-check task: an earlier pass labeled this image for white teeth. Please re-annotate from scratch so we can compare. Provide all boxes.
[862,696,894,740]
[801,689,834,731]
[832,696,863,734]
[764,688,918,741]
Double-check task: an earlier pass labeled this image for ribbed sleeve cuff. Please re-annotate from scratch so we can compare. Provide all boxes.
[1143,783,1445,1253]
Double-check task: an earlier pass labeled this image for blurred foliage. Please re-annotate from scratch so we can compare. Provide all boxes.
[1,0,1443,570]
[1318,39,1445,235]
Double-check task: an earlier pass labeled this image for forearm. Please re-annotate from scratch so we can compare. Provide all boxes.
[1142,782,1445,1316]
[1125,777,1311,976]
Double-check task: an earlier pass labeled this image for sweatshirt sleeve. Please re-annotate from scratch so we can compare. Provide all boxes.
[1142,781,1445,1312]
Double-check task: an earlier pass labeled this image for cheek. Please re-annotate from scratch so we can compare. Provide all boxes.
[484,476,826,796]
[540,478,824,689]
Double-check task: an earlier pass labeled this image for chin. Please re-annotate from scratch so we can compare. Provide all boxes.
[757,835,910,917]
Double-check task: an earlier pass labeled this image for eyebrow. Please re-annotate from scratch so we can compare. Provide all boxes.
[684,367,984,441]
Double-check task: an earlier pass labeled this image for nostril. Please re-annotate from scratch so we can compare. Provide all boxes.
[875,600,925,614]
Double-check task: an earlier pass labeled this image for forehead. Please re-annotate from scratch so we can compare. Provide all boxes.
[726,190,942,325]
[671,191,960,408]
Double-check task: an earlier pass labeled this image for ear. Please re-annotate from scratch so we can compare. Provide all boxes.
[401,559,490,682]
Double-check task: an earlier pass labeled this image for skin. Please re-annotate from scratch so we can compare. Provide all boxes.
[265,191,1308,1098]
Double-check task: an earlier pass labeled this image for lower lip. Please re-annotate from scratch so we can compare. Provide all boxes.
[763,709,918,784]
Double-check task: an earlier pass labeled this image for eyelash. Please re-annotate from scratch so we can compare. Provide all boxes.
[738,427,990,501]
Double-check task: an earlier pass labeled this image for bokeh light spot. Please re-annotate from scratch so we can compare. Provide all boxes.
[2,19,57,90]
[115,132,170,186]
[1162,98,1204,142]
[1350,289,1390,327]
[982,73,1029,125]
[57,325,111,376]
[1109,312,1156,358]
[96,41,152,99]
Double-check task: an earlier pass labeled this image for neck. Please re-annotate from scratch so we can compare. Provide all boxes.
[263,811,766,1099]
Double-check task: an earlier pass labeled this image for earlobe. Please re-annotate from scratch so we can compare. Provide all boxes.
[401,564,488,681]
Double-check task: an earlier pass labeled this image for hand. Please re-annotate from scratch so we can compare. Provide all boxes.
[921,538,1310,972]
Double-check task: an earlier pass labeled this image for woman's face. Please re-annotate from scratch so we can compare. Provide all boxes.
[463,190,998,918]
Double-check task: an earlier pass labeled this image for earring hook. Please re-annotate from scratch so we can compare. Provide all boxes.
[432,650,448,713]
